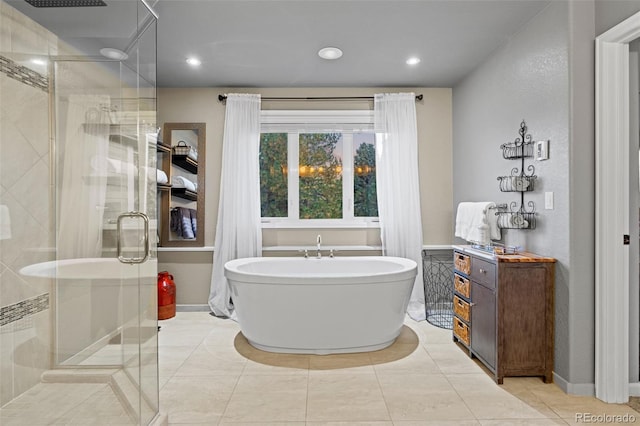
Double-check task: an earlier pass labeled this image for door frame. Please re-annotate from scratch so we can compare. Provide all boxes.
[595,11,640,403]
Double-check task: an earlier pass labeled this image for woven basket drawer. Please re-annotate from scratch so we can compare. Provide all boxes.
[454,273,470,299]
[453,295,470,323]
[453,317,470,346]
[454,252,471,275]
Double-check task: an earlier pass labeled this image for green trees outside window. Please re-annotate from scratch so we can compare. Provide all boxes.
[259,131,378,220]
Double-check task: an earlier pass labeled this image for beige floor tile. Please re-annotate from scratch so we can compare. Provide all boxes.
[377,373,475,421]
[306,374,390,422]
[479,420,568,425]
[447,373,549,420]
[309,352,375,374]
[174,344,247,377]
[529,385,640,419]
[160,375,238,424]
[371,345,440,375]
[222,375,307,422]
[395,324,422,344]
[218,423,305,426]
[426,343,485,374]
[307,422,392,426]
[392,421,481,426]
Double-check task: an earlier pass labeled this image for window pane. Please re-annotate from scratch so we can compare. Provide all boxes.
[299,133,343,219]
[260,133,288,217]
[353,133,378,217]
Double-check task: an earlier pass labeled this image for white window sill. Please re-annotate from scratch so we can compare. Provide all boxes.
[261,220,380,229]
[262,245,382,252]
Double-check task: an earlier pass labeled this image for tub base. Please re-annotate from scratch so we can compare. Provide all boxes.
[246,336,398,355]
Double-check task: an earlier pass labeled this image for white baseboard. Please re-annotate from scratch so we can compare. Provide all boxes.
[629,382,640,396]
[553,372,595,396]
[176,304,210,312]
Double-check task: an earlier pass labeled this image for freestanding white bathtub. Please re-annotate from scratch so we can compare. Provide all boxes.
[224,256,417,355]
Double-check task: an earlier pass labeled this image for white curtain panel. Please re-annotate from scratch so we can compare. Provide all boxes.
[209,94,262,318]
[374,92,425,321]
[58,95,110,259]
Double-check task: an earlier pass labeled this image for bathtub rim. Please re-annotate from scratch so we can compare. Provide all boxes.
[224,256,417,285]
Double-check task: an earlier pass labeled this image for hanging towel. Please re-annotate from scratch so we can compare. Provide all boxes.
[455,202,498,245]
[0,205,11,240]
[179,207,195,239]
[189,208,197,237]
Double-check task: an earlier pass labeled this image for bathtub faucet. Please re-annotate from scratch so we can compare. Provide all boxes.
[316,234,322,259]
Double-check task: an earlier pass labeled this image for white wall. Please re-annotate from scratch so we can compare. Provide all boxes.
[158,87,453,304]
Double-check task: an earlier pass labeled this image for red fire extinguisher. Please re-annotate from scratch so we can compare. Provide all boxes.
[158,271,176,320]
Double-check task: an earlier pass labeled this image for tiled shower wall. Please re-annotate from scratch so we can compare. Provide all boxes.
[0,1,56,407]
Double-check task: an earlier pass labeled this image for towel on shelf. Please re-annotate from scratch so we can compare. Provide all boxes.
[156,169,168,184]
[455,202,498,245]
[171,176,196,192]
[0,204,11,240]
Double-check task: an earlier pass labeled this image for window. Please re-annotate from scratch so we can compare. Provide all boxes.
[259,111,378,225]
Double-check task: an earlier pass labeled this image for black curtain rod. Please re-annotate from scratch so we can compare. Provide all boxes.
[218,94,423,102]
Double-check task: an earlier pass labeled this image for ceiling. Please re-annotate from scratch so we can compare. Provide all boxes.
[6,0,552,88]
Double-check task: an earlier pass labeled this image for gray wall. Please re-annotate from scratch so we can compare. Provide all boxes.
[595,0,640,35]
[453,1,596,392]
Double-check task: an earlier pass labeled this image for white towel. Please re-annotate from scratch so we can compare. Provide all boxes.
[486,206,502,240]
[171,176,196,192]
[0,204,12,240]
[455,202,499,245]
[156,169,168,184]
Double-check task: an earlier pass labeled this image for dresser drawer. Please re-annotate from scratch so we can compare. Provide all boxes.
[454,273,470,299]
[471,257,496,288]
[453,316,470,346]
[454,252,471,275]
[454,295,470,322]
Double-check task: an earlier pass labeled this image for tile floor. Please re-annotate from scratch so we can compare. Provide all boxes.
[158,312,640,425]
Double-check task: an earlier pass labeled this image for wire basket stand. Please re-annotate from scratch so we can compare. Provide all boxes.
[422,249,454,329]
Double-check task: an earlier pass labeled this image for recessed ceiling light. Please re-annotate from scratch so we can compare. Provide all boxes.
[318,47,343,60]
[186,57,201,66]
[100,47,128,60]
[406,57,421,65]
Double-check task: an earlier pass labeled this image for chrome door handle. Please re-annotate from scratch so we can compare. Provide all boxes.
[117,211,150,264]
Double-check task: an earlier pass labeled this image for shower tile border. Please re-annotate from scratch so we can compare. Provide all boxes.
[0,55,48,92]
[0,293,49,327]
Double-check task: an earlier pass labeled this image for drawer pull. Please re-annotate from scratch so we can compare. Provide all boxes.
[479,268,486,274]
[470,302,476,307]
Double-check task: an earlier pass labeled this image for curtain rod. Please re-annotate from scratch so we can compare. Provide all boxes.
[217,94,423,102]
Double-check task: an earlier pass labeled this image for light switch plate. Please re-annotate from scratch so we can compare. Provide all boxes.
[536,140,549,161]
[545,191,554,210]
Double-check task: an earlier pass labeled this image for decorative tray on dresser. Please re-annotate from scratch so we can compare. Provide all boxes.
[452,245,555,384]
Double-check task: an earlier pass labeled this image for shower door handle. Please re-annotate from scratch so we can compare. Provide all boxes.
[116,211,150,264]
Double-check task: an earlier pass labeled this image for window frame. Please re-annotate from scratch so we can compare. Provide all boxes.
[260,110,379,228]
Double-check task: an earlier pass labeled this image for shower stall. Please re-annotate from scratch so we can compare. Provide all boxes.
[0,0,161,424]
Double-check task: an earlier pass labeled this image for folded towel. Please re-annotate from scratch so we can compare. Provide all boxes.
[156,169,168,184]
[171,176,196,192]
[0,204,11,240]
[455,202,497,245]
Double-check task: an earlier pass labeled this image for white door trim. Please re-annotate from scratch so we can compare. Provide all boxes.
[595,11,640,403]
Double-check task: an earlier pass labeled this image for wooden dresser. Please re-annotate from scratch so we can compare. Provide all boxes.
[452,245,555,384]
